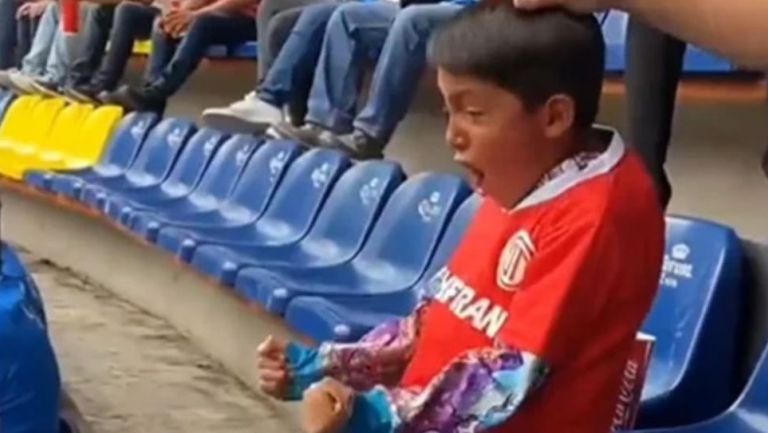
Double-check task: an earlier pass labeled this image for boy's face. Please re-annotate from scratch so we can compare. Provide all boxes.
[437,68,574,206]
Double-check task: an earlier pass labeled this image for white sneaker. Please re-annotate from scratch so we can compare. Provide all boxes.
[201,92,283,134]
[8,71,38,94]
[0,69,18,90]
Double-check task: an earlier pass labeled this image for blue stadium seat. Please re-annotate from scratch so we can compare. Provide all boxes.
[0,244,60,433]
[190,160,405,285]
[229,41,259,59]
[155,148,350,261]
[283,194,481,342]
[26,112,159,193]
[0,90,15,123]
[636,216,744,428]
[638,343,768,433]
[100,128,227,219]
[601,10,734,74]
[118,135,261,227]
[130,139,300,242]
[233,173,471,315]
[78,118,196,207]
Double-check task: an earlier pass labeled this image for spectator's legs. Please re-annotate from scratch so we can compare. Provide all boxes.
[68,4,116,87]
[142,13,256,100]
[38,2,97,86]
[353,3,463,144]
[20,2,59,77]
[257,2,340,107]
[91,2,157,92]
[304,1,400,134]
[0,0,20,69]
[15,15,37,65]
[257,0,327,82]
[625,18,686,208]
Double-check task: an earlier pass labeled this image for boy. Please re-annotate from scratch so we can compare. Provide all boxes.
[257,3,664,433]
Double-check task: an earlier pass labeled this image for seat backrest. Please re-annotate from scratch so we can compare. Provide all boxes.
[0,95,41,141]
[40,103,94,154]
[70,106,124,162]
[223,139,302,213]
[356,173,471,273]
[189,134,261,201]
[23,98,66,149]
[252,149,350,237]
[739,342,768,410]
[302,160,404,257]
[162,128,227,192]
[125,118,196,180]
[96,112,159,169]
[420,194,481,279]
[0,91,15,123]
[642,216,743,390]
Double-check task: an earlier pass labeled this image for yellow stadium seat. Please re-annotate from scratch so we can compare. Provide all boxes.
[0,95,43,152]
[2,103,94,179]
[47,105,124,172]
[133,40,152,55]
[0,98,66,178]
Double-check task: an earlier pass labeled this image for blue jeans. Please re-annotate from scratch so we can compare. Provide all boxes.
[68,4,115,87]
[144,12,257,99]
[257,1,341,108]
[306,2,463,143]
[20,2,96,84]
[0,0,20,69]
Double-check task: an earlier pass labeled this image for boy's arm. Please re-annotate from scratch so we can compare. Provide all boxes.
[285,302,430,399]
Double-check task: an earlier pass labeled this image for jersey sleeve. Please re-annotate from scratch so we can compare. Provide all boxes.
[498,216,616,367]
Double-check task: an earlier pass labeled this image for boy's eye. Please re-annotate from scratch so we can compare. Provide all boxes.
[466,108,484,119]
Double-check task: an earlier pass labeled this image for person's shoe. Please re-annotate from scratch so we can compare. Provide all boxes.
[0,69,19,90]
[201,92,283,133]
[267,122,326,147]
[29,77,63,98]
[63,85,101,104]
[100,85,166,113]
[318,130,385,160]
[8,71,38,94]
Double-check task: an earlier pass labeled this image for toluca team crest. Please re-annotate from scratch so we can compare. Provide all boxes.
[497,230,535,290]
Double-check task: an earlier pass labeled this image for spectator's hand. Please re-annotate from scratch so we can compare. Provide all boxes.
[513,0,615,13]
[16,1,48,18]
[301,378,354,433]
[163,7,196,37]
[256,335,292,400]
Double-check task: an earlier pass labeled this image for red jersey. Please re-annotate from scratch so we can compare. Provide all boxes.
[400,132,665,433]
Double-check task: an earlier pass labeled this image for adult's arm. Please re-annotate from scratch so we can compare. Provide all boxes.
[515,0,768,69]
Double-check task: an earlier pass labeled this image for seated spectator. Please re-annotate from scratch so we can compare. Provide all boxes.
[64,0,160,103]
[0,1,99,96]
[256,4,664,433]
[101,0,261,113]
[202,0,440,138]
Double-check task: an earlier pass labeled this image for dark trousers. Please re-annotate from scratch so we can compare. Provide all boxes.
[69,4,116,87]
[16,16,38,65]
[144,12,257,99]
[625,17,686,208]
[0,0,21,68]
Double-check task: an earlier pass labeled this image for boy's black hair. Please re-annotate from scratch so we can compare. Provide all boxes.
[428,1,605,129]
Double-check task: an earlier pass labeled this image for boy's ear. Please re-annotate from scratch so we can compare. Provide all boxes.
[542,94,575,140]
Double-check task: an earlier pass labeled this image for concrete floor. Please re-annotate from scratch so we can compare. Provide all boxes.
[135,59,768,241]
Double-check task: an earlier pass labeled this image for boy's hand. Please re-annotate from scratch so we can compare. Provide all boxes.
[17,1,50,19]
[163,8,195,37]
[301,378,355,433]
[257,335,292,400]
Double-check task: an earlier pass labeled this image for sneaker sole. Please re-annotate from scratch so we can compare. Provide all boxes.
[201,112,273,135]
[30,82,62,98]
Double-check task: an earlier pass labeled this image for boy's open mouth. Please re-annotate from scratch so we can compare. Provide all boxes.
[456,158,484,189]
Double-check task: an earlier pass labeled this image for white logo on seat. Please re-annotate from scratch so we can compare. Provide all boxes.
[311,163,332,188]
[130,120,150,141]
[418,192,442,222]
[235,145,253,167]
[203,136,218,156]
[269,151,290,182]
[167,128,185,148]
[360,177,382,205]
[671,243,690,261]
[497,230,535,290]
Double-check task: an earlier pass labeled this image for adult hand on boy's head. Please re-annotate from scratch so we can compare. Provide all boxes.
[302,378,354,433]
[257,335,292,400]
[513,0,615,13]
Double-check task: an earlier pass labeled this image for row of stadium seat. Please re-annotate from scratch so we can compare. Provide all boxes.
[0,88,761,432]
